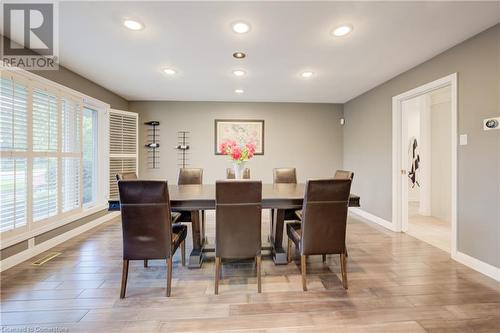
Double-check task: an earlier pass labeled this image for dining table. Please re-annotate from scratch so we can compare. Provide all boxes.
[168,183,360,268]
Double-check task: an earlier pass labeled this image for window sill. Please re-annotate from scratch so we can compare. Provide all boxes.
[0,204,109,250]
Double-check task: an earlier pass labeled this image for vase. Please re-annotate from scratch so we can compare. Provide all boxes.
[233,161,246,179]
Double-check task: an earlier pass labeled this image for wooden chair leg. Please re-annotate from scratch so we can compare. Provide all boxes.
[340,253,348,289]
[144,260,148,268]
[287,238,292,263]
[301,255,307,291]
[256,255,262,293]
[215,257,221,295]
[322,254,327,263]
[120,260,129,299]
[166,257,172,297]
[181,240,186,266]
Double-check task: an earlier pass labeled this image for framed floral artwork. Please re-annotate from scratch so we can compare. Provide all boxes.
[214,119,264,155]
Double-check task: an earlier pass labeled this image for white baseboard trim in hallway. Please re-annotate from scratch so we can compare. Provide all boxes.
[349,208,398,232]
[349,208,500,282]
[0,212,120,272]
[453,251,500,282]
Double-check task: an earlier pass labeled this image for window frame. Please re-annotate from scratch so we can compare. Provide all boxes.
[82,105,102,209]
[0,67,110,248]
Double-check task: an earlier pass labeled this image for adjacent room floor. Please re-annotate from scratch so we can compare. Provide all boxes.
[1,212,499,332]
[408,202,451,253]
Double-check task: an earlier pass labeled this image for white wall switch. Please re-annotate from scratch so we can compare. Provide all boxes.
[483,117,500,131]
[459,134,468,146]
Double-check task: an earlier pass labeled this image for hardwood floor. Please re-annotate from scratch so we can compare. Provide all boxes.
[1,211,499,332]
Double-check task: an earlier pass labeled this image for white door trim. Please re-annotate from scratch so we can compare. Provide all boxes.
[391,73,458,257]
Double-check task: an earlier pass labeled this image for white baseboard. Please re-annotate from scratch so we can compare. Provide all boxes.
[350,209,500,282]
[0,212,120,272]
[453,250,500,282]
[349,207,398,232]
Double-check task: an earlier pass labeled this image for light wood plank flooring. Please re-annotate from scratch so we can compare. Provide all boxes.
[1,211,499,332]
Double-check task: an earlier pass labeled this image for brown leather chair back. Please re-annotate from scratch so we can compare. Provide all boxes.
[215,181,262,259]
[226,168,250,179]
[301,179,352,255]
[178,168,203,185]
[273,168,297,184]
[118,180,174,260]
[334,170,354,180]
[116,172,138,181]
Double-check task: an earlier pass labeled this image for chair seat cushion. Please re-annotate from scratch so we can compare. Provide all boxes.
[286,222,302,249]
[295,210,303,220]
[172,223,188,252]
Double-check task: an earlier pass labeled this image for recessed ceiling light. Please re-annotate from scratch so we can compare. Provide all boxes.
[235,89,244,94]
[332,24,353,37]
[301,71,314,78]
[232,69,246,77]
[123,19,144,31]
[233,52,246,59]
[163,68,176,75]
[232,22,250,34]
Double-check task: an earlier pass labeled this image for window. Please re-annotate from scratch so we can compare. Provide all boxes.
[83,107,97,205]
[0,70,108,240]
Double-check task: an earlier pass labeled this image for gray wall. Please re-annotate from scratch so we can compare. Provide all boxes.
[343,24,500,267]
[31,66,129,110]
[129,101,344,184]
[2,35,129,110]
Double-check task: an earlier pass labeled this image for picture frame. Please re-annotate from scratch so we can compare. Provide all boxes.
[214,119,265,155]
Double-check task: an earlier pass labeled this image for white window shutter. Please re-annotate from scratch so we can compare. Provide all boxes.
[32,88,58,152]
[0,76,28,232]
[108,110,138,199]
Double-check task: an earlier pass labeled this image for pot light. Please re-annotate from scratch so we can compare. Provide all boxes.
[332,24,353,37]
[232,22,250,34]
[233,52,246,59]
[232,69,246,77]
[235,89,244,94]
[123,19,144,31]
[163,68,177,75]
[301,71,314,78]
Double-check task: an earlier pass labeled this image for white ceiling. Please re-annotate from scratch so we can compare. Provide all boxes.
[57,1,500,103]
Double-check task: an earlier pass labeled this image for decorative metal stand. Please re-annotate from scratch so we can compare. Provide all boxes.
[145,121,160,169]
[176,131,190,168]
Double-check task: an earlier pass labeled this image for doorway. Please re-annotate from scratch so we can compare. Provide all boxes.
[392,74,458,256]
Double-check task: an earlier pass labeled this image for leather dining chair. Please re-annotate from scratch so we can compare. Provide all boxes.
[286,179,352,291]
[178,168,203,185]
[295,170,354,223]
[116,172,181,269]
[271,168,298,231]
[116,172,139,181]
[215,180,262,294]
[273,168,297,184]
[175,168,206,242]
[118,180,187,298]
[226,167,251,179]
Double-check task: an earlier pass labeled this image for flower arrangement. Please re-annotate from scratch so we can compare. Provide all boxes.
[218,139,256,163]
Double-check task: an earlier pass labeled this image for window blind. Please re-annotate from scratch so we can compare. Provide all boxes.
[32,88,58,152]
[1,71,90,237]
[0,76,28,232]
[0,158,27,232]
[0,78,28,151]
[108,110,138,199]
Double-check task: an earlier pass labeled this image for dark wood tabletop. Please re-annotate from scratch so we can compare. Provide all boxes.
[167,183,360,268]
[168,183,360,210]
